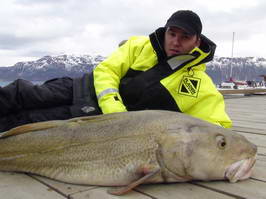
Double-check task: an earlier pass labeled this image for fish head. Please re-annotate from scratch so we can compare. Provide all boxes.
[160,118,257,183]
[182,124,257,182]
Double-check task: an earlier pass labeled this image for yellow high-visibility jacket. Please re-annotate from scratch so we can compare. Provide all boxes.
[93,28,232,128]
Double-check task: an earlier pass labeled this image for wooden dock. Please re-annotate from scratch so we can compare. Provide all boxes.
[1,95,266,199]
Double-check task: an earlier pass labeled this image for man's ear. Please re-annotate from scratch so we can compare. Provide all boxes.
[196,37,201,47]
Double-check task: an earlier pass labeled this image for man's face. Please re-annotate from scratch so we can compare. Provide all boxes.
[164,27,201,57]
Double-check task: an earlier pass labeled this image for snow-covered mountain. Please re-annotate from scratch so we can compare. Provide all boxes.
[0,54,265,84]
[206,56,266,84]
[0,54,105,81]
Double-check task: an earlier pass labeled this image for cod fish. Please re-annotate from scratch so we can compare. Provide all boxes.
[0,110,257,195]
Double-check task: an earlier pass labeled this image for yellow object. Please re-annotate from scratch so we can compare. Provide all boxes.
[93,35,232,128]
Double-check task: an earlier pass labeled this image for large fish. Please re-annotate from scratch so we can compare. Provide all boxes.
[0,110,257,195]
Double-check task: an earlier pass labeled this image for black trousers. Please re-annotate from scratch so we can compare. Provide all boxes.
[0,72,101,133]
[0,77,73,116]
[0,77,74,132]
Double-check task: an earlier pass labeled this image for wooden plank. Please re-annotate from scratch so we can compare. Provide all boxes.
[194,179,266,199]
[232,126,266,135]
[227,103,266,110]
[225,97,266,115]
[257,154,266,162]
[225,95,266,103]
[231,121,266,130]
[228,114,266,120]
[225,98,266,107]
[0,172,65,199]
[228,114,266,121]
[228,109,266,115]
[69,187,151,199]
[229,115,266,122]
[252,159,266,181]
[31,175,95,196]
[225,96,266,130]
[226,102,266,108]
[219,88,266,95]
[226,98,266,106]
[136,183,234,199]
[229,110,266,116]
[258,146,266,155]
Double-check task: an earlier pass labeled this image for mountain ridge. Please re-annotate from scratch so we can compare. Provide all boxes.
[206,56,266,84]
[0,54,105,81]
[0,54,265,84]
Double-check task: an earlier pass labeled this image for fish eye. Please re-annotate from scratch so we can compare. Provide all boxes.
[216,135,226,150]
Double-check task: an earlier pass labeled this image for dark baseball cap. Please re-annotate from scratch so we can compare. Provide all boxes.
[165,10,202,35]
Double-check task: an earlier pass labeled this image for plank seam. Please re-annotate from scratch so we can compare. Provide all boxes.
[250,178,266,183]
[28,174,69,198]
[190,182,245,199]
[232,130,266,136]
[134,189,158,199]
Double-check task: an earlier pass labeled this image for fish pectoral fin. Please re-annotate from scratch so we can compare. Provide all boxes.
[107,168,160,196]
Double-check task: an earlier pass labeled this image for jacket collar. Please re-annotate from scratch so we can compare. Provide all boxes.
[149,28,167,62]
[149,27,216,67]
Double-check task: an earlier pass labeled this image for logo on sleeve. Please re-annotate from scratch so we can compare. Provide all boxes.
[178,76,201,97]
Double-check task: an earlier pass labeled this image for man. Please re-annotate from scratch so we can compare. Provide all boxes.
[0,10,232,132]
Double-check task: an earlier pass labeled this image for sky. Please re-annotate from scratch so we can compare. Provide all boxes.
[0,0,265,66]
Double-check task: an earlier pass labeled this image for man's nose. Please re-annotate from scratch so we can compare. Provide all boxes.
[173,37,181,46]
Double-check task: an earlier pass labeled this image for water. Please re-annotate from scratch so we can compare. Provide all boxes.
[0,80,43,87]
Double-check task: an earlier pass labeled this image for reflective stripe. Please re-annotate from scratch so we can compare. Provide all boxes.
[167,54,196,70]
[97,88,119,100]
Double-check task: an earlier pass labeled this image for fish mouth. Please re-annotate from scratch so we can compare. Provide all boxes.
[225,157,256,183]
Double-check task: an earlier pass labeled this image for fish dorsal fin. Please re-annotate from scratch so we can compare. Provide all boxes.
[0,120,65,139]
[0,114,117,139]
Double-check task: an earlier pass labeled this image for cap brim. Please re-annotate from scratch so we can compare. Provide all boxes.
[165,21,196,35]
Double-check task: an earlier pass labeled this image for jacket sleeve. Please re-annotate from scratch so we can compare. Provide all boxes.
[93,38,136,114]
[183,72,232,128]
